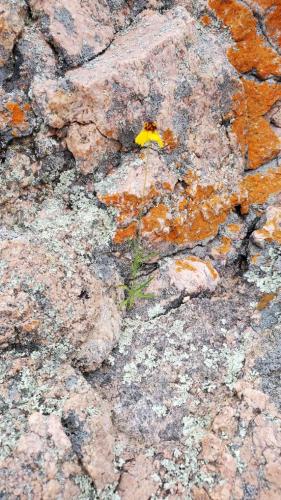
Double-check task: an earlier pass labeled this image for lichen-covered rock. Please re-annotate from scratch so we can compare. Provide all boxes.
[1,0,281,497]
[246,204,281,293]
[88,275,281,498]
[0,150,38,207]
[118,454,159,500]
[0,359,118,497]
[16,27,57,91]
[145,255,219,311]
[0,0,26,66]
[29,0,115,68]
[0,237,121,371]
[0,91,35,147]
[32,6,244,249]
[0,412,82,499]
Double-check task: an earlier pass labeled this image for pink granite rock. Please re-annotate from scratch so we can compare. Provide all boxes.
[146,255,219,310]
[0,0,26,66]
[96,149,178,224]
[31,6,244,254]
[0,238,121,370]
[0,412,81,499]
[29,0,114,67]
[118,454,159,500]
[251,205,281,248]
[0,362,119,496]
[66,122,121,175]
[32,7,243,198]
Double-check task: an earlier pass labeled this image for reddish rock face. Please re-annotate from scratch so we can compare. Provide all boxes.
[0,0,26,66]
[0,238,121,371]
[1,0,281,498]
[32,7,245,249]
[29,0,115,67]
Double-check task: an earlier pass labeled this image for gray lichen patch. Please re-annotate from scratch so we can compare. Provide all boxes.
[245,245,281,293]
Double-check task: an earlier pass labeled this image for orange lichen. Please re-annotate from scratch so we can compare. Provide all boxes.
[209,0,281,78]
[141,181,233,245]
[114,222,137,244]
[251,253,261,264]
[140,162,281,245]
[200,14,212,26]
[175,256,219,280]
[227,223,241,233]
[101,192,141,223]
[240,166,281,206]
[163,128,178,151]
[5,102,28,126]
[213,236,232,255]
[100,188,159,224]
[175,259,197,272]
[253,0,281,49]
[232,80,281,169]
[253,211,281,244]
[110,161,281,245]
[256,292,277,310]
[141,204,168,233]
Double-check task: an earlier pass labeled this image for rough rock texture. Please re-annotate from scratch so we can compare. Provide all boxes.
[0,237,121,370]
[1,0,281,498]
[0,0,26,67]
[29,0,115,68]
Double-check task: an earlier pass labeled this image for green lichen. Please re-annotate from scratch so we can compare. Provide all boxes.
[172,375,192,407]
[118,318,139,354]
[148,303,165,319]
[245,246,281,293]
[74,474,97,500]
[158,415,212,494]
[123,361,140,384]
[224,349,245,388]
[152,404,168,417]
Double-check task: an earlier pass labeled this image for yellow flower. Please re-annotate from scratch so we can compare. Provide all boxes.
[135,122,164,148]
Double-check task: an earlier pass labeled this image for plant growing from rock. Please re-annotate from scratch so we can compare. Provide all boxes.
[121,122,164,310]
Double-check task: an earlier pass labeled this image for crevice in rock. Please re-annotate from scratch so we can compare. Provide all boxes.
[1,340,41,356]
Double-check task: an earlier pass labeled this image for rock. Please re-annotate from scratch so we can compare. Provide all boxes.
[32,7,244,249]
[0,91,35,148]
[0,361,118,497]
[54,364,118,489]
[245,205,281,294]
[0,412,81,500]
[251,205,281,248]
[0,237,121,371]
[118,454,159,499]
[1,0,281,497]
[0,0,26,67]
[66,122,121,175]
[29,0,114,67]
[15,27,57,92]
[0,150,38,207]
[145,255,219,311]
[96,149,178,231]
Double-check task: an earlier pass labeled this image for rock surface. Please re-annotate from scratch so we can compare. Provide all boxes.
[1,0,281,498]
